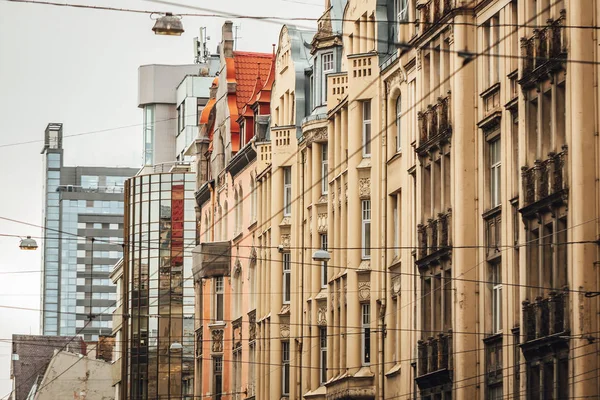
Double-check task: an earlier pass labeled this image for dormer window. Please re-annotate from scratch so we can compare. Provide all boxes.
[322,52,334,105]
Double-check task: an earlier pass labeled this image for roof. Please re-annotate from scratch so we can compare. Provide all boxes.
[232,51,274,112]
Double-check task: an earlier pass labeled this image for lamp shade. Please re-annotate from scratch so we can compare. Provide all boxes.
[19,236,38,251]
[312,249,331,261]
[152,13,184,36]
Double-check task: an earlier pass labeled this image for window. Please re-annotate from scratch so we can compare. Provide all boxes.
[214,277,224,322]
[283,167,292,216]
[392,194,400,257]
[213,356,223,400]
[396,96,402,151]
[490,262,502,333]
[486,338,503,399]
[234,190,240,234]
[321,144,329,194]
[178,102,185,133]
[490,138,501,208]
[283,253,291,304]
[361,200,371,259]
[143,105,155,166]
[362,101,372,156]
[398,0,408,22]
[320,234,328,288]
[250,177,257,222]
[483,14,500,88]
[282,341,290,395]
[319,327,327,384]
[361,304,371,365]
[322,52,334,104]
[81,175,99,189]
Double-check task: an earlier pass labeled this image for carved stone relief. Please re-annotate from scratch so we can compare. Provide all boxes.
[280,324,290,338]
[317,213,328,233]
[317,304,327,325]
[358,281,371,302]
[211,329,224,352]
[359,178,371,199]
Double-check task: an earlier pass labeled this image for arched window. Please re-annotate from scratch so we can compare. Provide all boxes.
[396,96,402,151]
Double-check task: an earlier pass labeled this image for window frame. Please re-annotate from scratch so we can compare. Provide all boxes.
[283,167,292,216]
[362,100,372,157]
[282,341,290,395]
[361,200,372,259]
[320,234,328,288]
[361,303,371,366]
[489,137,501,208]
[214,277,224,322]
[283,253,291,304]
[396,96,402,151]
[213,355,223,400]
[490,261,503,333]
[321,52,334,105]
[319,327,327,384]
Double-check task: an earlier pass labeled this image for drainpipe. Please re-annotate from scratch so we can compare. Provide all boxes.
[299,151,306,399]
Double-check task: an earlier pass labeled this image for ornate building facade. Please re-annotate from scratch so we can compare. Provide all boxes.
[191,1,600,400]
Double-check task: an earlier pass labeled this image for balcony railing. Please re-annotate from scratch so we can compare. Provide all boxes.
[418,94,451,145]
[191,241,232,279]
[522,291,569,343]
[521,147,567,207]
[417,331,452,377]
[520,10,567,80]
[417,210,452,260]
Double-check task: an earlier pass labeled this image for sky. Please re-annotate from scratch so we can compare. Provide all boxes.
[0,0,321,395]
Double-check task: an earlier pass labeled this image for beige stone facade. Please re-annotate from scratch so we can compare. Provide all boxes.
[193,1,600,400]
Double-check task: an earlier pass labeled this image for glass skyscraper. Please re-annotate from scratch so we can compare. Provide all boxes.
[41,123,138,340]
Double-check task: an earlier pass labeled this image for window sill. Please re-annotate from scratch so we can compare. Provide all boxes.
[208,322,226,329]
[385,362,402,377]
[248,220,257,230]
[387,151,402,165]
[482,205,501,219]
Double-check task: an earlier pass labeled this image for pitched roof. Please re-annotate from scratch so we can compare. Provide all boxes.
[232,51,274,112]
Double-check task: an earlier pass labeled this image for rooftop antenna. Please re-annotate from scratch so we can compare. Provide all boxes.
[194,27,211,63]
[233,24,242,50]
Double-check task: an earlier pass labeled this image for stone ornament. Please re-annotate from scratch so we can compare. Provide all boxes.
[358,281,371,302]
[211,329,224,353]
[359,178,371,199]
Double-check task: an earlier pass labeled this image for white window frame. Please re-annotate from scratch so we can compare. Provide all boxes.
[319,327,327,384]
[491,262,502,333]
[214,277,224,322]
[392,196,399,257]
[361,200,371,259]
[361,303,371,365]
[282,341,290,395]
[283,253,291,304]
[322,52,334,105]
[283,167,292,216]
[321,144,329,194]
[362,101,372,157]
[490,138,501,208]
[396,96,402,151]
[320,234,328,288]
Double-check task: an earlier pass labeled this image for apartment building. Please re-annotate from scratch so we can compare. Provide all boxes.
[192,21,275,400]
[188,1,599,400]
[40,123,137,341]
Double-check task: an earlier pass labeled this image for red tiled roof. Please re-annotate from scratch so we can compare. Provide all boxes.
[232,51,274,112]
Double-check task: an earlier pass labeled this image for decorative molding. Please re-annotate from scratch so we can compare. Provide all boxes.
[280,324,290,338]
[248,310,257,341]
[358,281,371,302]
[281,234,291,248]
[317,305,327,325]
[391,274,401,298]
[359,178,371,199]
[211,329,224,352]
[233,259,242,277]
[317,213,328,233]
[232,318,242,349]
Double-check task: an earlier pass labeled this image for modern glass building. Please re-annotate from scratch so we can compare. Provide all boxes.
[41,123,137,340]
[123,172,196,399]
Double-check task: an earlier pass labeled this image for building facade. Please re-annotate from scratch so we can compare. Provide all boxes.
[41,123,137,340]
[190,1,600,400]
[192,21,276,400]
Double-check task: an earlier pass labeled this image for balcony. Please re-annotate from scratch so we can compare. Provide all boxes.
[416,332,453,388]
[521,291,569,356]
[191,241,231,279]
[417,94,451,154]
[520,147,567,216]
[416,0,453,37]
[519,10,567,88]
[417,210,452,262]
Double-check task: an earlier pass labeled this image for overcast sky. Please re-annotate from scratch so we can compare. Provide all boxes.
[0,0,321,395]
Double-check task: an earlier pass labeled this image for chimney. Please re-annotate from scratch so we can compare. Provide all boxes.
[222,21,234,58]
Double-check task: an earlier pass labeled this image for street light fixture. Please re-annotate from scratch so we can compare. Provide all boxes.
[19,236,38,251]
[152,13,184,36]
[312,249,331,262]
